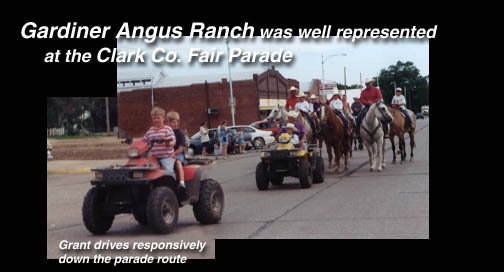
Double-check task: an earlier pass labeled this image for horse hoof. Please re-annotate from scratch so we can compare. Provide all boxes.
[370,168,374,172]
[377,168,383,172]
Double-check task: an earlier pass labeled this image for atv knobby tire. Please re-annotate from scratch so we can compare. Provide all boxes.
[82,187,114,235]
[255,162,270,190]
[298,160,313,189]
[146,186,179,234]
[270,175,284,186]
[193,179,224,224]
[133,202,148,225]
[313,155,325,184]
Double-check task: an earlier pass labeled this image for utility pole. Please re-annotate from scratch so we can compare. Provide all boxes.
[360,73,363,90]
[151,73,154,107]
[226,39,236,126]
[344,67,347,95]
[105,97,111,136]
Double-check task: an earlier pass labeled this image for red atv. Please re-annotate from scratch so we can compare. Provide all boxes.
[82,138,224,234]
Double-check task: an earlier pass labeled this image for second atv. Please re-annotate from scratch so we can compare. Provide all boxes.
[255,133,324,190]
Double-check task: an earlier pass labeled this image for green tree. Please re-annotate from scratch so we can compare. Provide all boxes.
[47,97,118,135]
[377,61,429,113]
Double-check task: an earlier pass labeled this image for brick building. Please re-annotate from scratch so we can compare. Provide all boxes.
[117,67,299,137]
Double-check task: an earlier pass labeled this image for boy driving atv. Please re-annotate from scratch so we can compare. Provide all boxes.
[142,107,186,198]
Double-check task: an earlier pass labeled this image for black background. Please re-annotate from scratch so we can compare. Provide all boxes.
[5,4,470,269]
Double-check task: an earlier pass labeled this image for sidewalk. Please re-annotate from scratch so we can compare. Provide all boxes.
[46,148,265,175]
[47,159,124,175]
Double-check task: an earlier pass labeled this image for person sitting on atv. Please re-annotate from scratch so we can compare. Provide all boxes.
[278,111,307,149]
[142,107,179,186]
[285,123,300,147]
[166,110,188,200]
[329,92,350,137]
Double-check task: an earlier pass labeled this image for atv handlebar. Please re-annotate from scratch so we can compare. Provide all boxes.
[149,137,173,145]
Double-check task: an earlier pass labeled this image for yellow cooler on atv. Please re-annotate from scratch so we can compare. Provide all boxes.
[255,133,324,190]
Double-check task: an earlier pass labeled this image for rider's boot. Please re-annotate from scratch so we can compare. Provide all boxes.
[383,127,390,139]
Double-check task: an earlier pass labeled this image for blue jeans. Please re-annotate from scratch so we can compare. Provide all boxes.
[300,111,316,132]
[175,153,185,163]
[158,157,176,179]
[356,105,388,133]
[401,108,413,125]
[334,110,348,129]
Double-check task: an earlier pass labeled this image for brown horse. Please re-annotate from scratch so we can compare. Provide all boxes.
[320,106,348,173]
[387,106,417,163]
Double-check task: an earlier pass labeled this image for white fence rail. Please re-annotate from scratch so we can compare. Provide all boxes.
[47,127,66,137]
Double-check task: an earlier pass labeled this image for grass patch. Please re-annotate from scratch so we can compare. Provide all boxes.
[48,134,113,140]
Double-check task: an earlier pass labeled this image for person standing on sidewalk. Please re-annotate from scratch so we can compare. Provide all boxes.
[218,120,229,158]
[200,122,210,156]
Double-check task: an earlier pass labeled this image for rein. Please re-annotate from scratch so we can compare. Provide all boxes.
[362,102,383,140]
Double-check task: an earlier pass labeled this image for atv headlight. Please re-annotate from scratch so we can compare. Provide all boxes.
[95,171,104,179]
[132,172,144,179]
[279,137,290,143]
[261,152,271,158]
[289,151,297,156]
[128,148,139,158]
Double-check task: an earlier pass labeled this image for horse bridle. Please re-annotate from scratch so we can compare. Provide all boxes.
[362,101,386,139]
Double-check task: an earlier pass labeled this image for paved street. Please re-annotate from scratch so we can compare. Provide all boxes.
[47,118,429,259]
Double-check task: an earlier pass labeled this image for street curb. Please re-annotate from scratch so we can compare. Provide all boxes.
[47,168,92,175]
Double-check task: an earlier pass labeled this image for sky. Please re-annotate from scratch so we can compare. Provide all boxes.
[117,37,429,88]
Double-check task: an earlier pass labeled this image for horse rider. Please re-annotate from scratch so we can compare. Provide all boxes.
[391,87,413,130]
[355,77,390,138]
[351,96,363,117]
[278,111,308,148]
[329,92,350,136]
[296,92,318,136]
[309,94,321,118]
[286,86,299,111]
[342,94,356,125]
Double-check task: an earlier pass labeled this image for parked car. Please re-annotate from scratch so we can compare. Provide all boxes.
[250,120,280,139]
[228,126,275,149]
[416,112,424,119]
[189,128,244,155]
[421,105,429,115]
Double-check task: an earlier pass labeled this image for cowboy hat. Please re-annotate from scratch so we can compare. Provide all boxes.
[285,123,297,131]
[365,77,375,83]
[309,94,317,99]
[396,87,402,92]
[296,93,307,98]
[287,111,299,118]
[289,86,298,92]
[353,96,359,100]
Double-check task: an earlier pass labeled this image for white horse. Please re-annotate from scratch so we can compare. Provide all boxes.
[266,105,314,144]
[360,100,393,172]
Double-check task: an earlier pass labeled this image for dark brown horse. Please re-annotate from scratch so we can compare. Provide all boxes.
[387,106,417,163]
[320,106,348,173]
